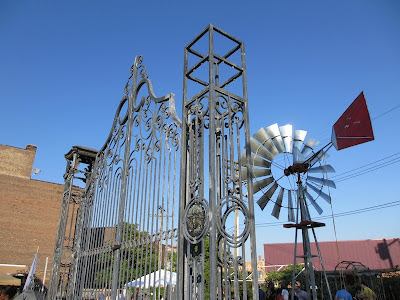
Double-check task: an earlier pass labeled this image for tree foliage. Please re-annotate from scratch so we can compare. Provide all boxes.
[94,222,177,288]
[265,264,304,286]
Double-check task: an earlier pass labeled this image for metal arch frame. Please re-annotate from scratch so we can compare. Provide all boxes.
[335,261,369,272]
[50,56,182,300]
[76,56,181,300]
[178,24,258,299]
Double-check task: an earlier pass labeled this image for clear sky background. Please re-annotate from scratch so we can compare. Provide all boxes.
[1,1,399,261]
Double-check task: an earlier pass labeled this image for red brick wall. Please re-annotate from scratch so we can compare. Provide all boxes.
[0,144,64,277]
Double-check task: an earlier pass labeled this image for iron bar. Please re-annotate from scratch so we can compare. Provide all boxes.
[241,41,259,300]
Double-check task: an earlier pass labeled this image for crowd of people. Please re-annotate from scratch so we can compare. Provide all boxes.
[96,281,377,299]
[258,281,376,300]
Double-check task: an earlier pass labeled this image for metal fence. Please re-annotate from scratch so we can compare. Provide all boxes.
[49,25,258,299]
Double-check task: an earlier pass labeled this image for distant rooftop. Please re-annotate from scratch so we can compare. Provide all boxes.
[263,238,400,272]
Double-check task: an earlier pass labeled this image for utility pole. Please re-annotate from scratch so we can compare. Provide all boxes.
[234,209,239,258]
[150,206,173,269]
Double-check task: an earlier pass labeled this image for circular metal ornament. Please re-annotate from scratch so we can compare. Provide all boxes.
[183,197,209,244]
[216,195,250,247]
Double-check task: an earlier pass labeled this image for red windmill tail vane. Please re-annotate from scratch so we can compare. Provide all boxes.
[331,91,374,150]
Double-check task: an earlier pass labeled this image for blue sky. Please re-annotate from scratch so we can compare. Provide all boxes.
[1,1,399,260]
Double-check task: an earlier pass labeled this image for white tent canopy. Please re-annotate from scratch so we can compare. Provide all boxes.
[125,269,177,288]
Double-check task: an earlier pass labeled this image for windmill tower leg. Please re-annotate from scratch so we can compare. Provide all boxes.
[311,227,333,300]
[300,190,318,299]
[291,216,299,300]
[301,225,318,299]
[287,185,332,300]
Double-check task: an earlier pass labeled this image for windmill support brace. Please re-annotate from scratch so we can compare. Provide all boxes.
[288,188,332,300]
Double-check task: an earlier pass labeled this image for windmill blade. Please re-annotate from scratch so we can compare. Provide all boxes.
[306,182,331,204]
[241,167,271,180]
[305,190,323,215]
[301,138,320,158]
[253,177,274,193]
[257,182,278,210]
[307,175,336,189]
[271,187,285,219]
[253,128,279,156]
[292,147,306,163]
[279,124,293,153]
[265,124,285,153]
[308,148,331,166]
[287,191,295,222]
[251,154,271,169]
[241,150,247,166]
[293,130,307,150]
[308,164,335,174]
[250,137,275,161]
[241,151,271,168]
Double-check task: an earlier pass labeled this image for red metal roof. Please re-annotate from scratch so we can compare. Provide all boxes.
[263,238,400,271]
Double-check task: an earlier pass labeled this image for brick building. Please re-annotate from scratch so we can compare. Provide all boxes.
[0,144,64,281]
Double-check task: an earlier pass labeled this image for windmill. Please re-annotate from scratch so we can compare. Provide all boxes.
[243,92,374,300]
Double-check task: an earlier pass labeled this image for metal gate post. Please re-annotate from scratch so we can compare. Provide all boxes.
[178,24,258,299]
[207,26,218,298]
[48,146,98,299]
[66,147,98,299]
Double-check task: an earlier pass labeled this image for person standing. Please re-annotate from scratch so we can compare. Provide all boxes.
[98,289,106,300]
[335,288,352,300]
[294,286,307,300]
[281,283,289,300]
[276,288,283,300]
[360,282,376,300]
[259,285,266,300]
[117,289,125,300]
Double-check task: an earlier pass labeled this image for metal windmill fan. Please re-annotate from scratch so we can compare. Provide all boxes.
[242,123,336,222]
[241,92,375,300]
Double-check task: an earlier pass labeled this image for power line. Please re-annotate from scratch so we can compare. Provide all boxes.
[330,152,400,179]
[313,201,400,221]
[331,153,400,183]
[372,104,400,120]
[225,200,400,236]
[226,200,400,233]
[253,200,400,228]
[333,157,400,182]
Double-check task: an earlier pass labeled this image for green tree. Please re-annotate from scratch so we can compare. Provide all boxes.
[95,222,177,288]
[265,264,304,287]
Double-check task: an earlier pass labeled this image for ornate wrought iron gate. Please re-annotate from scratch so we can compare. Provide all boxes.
[49,25,258,299]
[49,56,182,299]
